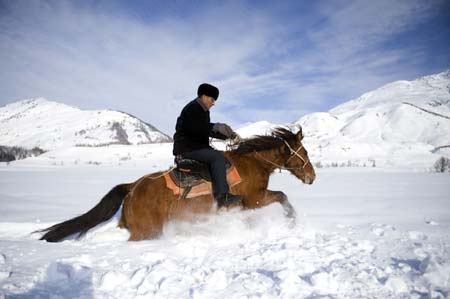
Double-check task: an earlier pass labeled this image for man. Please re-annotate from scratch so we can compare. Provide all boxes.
[173,83,243,208]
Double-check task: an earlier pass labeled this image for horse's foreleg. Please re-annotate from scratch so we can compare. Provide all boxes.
[276,192,296,220]
[250,190,296,220]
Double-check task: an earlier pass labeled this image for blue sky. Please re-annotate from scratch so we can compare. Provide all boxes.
[1,0,449,134]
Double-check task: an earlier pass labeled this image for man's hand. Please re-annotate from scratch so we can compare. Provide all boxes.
[213,123,237,139]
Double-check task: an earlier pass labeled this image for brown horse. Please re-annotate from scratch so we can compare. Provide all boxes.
[39,127,316,242]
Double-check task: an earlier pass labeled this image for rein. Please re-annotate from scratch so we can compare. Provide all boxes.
[255,140,310,171]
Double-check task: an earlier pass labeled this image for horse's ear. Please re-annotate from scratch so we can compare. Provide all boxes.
[296,126,303,141]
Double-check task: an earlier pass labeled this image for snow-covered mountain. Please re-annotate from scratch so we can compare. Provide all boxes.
[2,71,449,169]
[236,121,283,138]
[0,98,172,150]
[294,70,450,168]
[235,71,450,168]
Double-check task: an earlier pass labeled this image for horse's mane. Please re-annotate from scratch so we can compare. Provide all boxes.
[231,127,298,155]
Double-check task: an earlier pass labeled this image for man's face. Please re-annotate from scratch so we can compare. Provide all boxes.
[200,95,216,110]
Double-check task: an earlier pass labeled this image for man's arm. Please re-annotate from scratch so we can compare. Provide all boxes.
[210,123,238,140]
[209,127,228,140]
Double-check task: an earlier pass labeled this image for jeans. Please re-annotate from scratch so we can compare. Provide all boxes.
[181,148,229,196]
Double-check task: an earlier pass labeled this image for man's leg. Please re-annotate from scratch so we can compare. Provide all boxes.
[182,148,242,207]
[182,148,229,196]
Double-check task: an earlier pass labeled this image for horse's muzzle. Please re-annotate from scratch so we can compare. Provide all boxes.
[303,174,315,185]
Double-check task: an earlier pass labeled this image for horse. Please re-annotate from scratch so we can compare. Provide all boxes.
[38,127,316,242]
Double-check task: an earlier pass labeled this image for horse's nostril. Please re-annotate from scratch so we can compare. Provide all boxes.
[304,175,315,184]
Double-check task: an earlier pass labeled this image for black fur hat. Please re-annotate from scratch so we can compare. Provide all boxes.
[197,83,219,100]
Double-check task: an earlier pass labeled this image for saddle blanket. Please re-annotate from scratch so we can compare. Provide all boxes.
[164,166,242,199]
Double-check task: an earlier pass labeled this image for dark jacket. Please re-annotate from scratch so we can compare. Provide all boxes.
[173,98,227,155]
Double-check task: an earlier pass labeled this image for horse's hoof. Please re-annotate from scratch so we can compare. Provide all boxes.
[287,217,297,229]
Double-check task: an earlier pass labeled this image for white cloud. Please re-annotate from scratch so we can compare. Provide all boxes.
[0,0,447,134]
[0,1,279,133]
[230,0,444,114]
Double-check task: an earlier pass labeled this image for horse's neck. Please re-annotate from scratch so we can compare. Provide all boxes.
[254,149,285,171]
[228,149,282,178]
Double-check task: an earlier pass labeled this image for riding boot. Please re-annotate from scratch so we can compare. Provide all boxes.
[215,193,243,208]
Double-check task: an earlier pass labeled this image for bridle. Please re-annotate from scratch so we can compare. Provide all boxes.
[255,140,311,171]
[283,140,310,169]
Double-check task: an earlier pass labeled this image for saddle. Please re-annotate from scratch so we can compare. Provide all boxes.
[164,157,241,199]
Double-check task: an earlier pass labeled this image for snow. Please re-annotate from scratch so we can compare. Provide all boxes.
[0,98,171,150]
[1,71,449,298]
[2,71,450,170]
[236,121,284,138]
[1,162,449,298]
[291,70,450,168]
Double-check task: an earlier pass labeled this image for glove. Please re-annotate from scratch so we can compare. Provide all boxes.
[213,123,236,139]
[229,131,241,143]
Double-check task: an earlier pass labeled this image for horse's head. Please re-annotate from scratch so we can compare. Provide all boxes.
[231,126,316,184]
[280,127,316,184]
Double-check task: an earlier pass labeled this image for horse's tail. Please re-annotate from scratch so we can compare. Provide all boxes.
[38,183,132,242]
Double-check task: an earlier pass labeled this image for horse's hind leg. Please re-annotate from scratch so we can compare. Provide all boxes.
[122,178,168,241]
[128,225,162,241]
[123,200,164,241]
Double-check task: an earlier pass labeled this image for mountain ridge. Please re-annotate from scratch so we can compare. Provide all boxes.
[402,102,450,120]
[0,98,172,150]
[2,70,449,168]
[237,70,450,168]
[294,70,450,167]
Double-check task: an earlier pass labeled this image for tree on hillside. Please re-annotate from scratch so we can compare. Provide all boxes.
[434,156,450,172]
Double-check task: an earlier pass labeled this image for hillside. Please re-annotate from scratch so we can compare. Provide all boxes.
[1,71,449,169]
[293,71,450,168]
[0,98,172,150]
[235,71,450,169]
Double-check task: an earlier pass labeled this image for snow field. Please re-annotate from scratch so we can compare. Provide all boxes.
[0,165,449,298]
[0,219,449,298]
